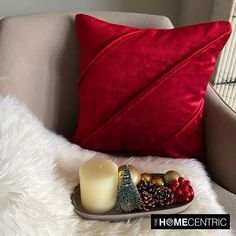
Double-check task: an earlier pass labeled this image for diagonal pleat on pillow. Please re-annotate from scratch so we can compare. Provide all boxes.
[78,29,144,88]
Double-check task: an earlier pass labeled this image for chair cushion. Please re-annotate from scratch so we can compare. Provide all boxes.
[73,14,231,159]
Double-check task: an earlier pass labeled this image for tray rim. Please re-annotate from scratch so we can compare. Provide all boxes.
[71,173,194,221]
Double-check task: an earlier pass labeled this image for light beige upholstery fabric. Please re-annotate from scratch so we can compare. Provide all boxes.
[0,13,81,137]
[204,85,236,194]
[0,11,235,232]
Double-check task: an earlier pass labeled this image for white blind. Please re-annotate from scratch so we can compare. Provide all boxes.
[213,0,236,111]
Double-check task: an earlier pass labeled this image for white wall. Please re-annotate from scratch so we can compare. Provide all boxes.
[211,0,235,21]
[0,0,121,16]
[179,0,234,26]
[179,0,215,25]
[0,0,181,26]
[119,0,182,26]
[0,0,230,27]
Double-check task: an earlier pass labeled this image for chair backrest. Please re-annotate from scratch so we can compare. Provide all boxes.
[0,11,173,138]
[1,12,235,193]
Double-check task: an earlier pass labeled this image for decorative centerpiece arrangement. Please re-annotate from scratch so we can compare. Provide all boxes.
[72,158,194,219]
[116,165,194,212]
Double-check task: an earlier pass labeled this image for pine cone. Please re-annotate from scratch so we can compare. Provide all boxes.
[139,190,156,211]
[138,180,158,194]
[154,186,174,207]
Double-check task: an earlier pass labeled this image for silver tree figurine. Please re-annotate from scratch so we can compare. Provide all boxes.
[116,165,142,212]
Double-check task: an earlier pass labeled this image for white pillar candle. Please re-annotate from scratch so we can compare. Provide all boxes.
[79,158,118,213]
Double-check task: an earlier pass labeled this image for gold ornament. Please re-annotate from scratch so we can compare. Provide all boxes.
[118,165,141,185]
[152,176,164,186]
[163,170,180,185]
[141,173,152,182]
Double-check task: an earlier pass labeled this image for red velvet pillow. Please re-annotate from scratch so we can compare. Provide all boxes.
[73,14,231,159]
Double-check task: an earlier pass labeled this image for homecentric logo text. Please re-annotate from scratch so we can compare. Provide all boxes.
[151,214,230,229]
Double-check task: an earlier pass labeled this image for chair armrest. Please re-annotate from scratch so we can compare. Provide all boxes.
[204,85,236,194]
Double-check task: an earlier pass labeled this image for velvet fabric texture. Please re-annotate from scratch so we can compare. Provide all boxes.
[73,14,231,159]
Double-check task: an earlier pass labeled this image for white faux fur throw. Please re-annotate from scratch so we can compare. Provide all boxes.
[0,96,233,236]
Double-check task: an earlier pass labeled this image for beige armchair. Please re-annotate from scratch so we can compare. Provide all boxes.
[0,11,235,231]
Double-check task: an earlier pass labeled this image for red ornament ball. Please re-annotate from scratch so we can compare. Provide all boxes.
[188,189,194,197]
[181,185,189,193]
[170,186,176,192]
[172,179,179,187]
[183,196,190,202]
[169,176,194,205]
[175,189,183,196]
[185,180,191,186]
[178,176,185,184]
[184,191,191,198]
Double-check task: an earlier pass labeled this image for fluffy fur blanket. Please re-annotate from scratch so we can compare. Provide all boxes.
[0,96,233,236]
